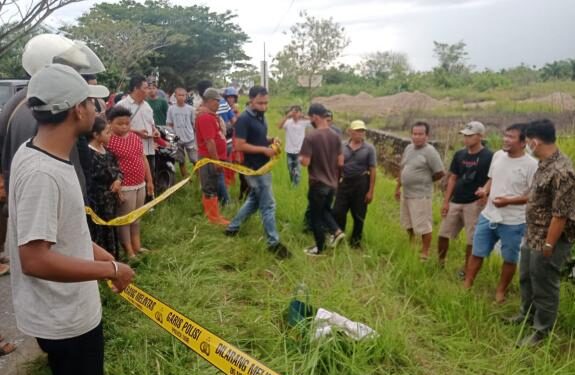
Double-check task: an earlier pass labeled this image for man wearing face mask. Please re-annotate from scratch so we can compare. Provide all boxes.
[464,123,537,303]
[505,119,575,347]
[437,121,493,271]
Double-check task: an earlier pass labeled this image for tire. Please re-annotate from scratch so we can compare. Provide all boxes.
[155,169,175,196]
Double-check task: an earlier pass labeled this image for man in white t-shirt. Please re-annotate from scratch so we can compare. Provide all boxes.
[117,75,159,191]
[278,105,311,186]
[464,123,538,303]
[9,64,134,375]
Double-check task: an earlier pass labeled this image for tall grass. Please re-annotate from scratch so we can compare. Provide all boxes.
[26,101,575,375]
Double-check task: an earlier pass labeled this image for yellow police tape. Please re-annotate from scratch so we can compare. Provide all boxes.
[85,177,192,226]
[112,282,281,375]
[85,144,281,226]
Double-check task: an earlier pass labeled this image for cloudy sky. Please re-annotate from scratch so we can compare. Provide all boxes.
[49,0,575,71]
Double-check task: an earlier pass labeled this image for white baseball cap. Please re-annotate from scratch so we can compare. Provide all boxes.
[27,64,109,114]
[460,121,485,135]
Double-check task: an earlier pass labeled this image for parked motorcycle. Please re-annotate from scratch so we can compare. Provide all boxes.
[154,126,179,195]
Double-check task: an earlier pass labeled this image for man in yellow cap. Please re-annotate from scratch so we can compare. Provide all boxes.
[332,120,377,248]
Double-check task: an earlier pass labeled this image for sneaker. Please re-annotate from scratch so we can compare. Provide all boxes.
[224,229,239,237]
[327,232,345,248]
[268,243,291,259]
[517,331,546,348]
[304,246,323,256]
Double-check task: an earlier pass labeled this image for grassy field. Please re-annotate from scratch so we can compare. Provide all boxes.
[27,100,575,375]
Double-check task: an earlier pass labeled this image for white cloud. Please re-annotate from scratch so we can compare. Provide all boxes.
[48,0,575,71]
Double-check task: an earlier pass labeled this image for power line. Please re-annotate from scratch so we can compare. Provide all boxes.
[271,0,296,36]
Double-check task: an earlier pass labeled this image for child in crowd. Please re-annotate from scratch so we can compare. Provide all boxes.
[166,87,197,178]
[87,117,124,257]
[106,106,154,258]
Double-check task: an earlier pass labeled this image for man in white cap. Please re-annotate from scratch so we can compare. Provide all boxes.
[437,121,493,272]
[0,34,106,198]
[8,64,134,375]
[332,120,377,248]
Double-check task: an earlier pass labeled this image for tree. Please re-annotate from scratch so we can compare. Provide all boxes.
[358,51,411,84]
[274,11,349,100]
[0,0,81,57]
[540,60,575,81]
[65,12,179,91]
[432,40,471,87]
[0,24,47,78]
[69,0,250,91]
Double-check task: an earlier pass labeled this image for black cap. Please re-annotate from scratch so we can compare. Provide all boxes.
[308,103,328,117]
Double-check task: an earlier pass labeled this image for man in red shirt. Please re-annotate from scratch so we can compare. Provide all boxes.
[195,88,229,225]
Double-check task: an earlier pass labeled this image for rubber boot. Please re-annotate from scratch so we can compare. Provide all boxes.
[202,195,230,225]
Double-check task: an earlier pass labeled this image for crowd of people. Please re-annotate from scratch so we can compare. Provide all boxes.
[397,118,575,346]
[0,33,573,374]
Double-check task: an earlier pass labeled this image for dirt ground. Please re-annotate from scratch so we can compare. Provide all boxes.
[314,91,448,116]
[315,91,575,115]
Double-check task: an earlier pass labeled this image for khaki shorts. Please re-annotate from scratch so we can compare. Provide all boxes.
[176,143,198,164]
[400,197,433,235]
[438,201,483,244]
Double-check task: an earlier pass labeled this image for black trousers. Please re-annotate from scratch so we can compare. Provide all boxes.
[36,322,104,375]
[308,182,339,251]
[333,175,370,246]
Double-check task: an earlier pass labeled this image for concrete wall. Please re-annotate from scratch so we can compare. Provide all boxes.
[365,128,445,178]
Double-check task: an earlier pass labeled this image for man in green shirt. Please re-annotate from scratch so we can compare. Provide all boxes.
[146,82,168,126]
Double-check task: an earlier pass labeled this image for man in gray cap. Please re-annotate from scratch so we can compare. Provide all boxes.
[0,33,106,301]
[8,64,134,375]
[437,121,493,272]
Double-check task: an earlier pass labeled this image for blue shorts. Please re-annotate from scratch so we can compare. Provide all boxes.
[472,214,525,264]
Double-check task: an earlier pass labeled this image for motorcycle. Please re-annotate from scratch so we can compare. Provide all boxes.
[154,126,179,195]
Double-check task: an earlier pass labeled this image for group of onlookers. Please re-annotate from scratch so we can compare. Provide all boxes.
[397,118,575,347]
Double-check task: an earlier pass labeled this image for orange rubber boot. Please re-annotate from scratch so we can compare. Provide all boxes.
[202,195,230,225]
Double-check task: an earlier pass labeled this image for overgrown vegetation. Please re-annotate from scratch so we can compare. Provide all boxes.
[26,100,575,375]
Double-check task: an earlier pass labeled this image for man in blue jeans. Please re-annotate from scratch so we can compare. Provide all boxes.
[224,86,290,259]
[463,124,538,303]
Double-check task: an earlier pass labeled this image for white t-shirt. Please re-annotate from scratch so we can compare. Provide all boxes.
[117,95,156,155]
[481,150,538,225]
[8,141,102,340]
[167,104,195,144]
[283,118,311,154]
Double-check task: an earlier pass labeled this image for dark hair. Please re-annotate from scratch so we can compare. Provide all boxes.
[28,97,73,125]
[106,106,132,122]
[88,117,107,140]
[113,92,124,105]
[411,121,430,135]
[248,86,268,99]
[128,75,147,93]
[81,74,97,82]
[289,105,302,112]
[506,123,528,142]
[326,110,333,119]
[308,103,328,117]
[525,119,556,143]
[196,80,213,97]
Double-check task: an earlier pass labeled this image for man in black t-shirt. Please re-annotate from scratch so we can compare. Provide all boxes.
[438,121,493,274]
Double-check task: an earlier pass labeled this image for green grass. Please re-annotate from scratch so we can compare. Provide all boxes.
[26,101,575,375]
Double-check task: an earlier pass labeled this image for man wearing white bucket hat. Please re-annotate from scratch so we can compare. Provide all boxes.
[8,63,134,375]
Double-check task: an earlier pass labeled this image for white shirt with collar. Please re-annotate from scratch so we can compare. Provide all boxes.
[116,95,156,155]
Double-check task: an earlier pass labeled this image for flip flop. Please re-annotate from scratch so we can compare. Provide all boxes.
[0,256,8,264]
[0,264,9,276]
[138,247,151,253]
[0,341,16,356]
